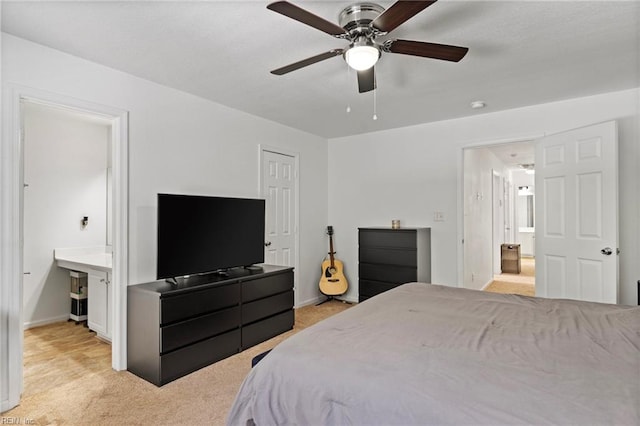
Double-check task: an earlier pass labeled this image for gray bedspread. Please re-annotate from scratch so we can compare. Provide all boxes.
[227,283,640,425]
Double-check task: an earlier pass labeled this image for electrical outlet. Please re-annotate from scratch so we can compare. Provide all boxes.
[433,211,445,222]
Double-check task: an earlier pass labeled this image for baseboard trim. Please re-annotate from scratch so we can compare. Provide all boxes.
[24,314,70,330]
[480,279,494,291]
[296,296,325,308]
[297,294,358,308]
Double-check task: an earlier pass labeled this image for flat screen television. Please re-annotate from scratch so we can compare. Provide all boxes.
[157,193,265,280]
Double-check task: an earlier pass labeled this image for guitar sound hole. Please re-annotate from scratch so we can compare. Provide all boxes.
[328,267,337,274]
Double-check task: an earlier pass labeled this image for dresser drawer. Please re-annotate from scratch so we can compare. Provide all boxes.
[242,309,294,349]
[161,306,240,353]
[359,229,417,249]
[242,290,294,325]
[160,328,240,385]
[359,263,417,284]
[359,247,417,267]
[160,283,239,325]
[359,279,404,298]
[242,271,294,303]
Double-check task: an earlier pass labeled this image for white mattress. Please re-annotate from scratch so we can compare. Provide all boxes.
[227,283,640,425]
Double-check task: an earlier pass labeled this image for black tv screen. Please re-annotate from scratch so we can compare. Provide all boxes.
[157,193,265,279]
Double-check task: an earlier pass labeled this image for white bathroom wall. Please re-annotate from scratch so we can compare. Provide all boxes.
[22,101,110,327]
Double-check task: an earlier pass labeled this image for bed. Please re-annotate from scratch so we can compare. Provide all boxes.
[227,283,640,425]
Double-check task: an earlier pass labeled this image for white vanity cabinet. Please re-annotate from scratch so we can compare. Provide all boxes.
[88,268,111,341]
[55,247,113,342]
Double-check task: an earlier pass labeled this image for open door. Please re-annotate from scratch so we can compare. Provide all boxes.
[535,121,618,303]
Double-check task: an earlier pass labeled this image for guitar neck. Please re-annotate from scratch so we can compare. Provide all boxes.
[328,234,336,268]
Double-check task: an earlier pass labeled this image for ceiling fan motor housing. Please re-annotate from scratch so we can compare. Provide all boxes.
[339,2,385,39]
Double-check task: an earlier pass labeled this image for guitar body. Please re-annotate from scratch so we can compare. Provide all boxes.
[319,257,348,296]
[319,226,349,296]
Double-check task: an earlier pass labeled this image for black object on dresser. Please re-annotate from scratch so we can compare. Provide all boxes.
[359,228,431,303]
[127,265,294,386]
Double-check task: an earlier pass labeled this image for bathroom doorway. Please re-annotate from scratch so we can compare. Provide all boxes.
[21,100,114,400]
[2,86,128,411]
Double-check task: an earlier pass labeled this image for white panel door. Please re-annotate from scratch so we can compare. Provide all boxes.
[262,150,297,268]
[535,121,618,303]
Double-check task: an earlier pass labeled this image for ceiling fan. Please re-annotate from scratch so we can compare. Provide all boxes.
[267,0,469,93]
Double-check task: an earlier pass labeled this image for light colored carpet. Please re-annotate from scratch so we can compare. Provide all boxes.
[485,257,535,297]
[4,300,351,425]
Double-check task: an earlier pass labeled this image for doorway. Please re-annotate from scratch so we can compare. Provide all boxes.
[20,100,113,399]
[1,86,128,412]
[462,140,536,296]
[22,101,112,329]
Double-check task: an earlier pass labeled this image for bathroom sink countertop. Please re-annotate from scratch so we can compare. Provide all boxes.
[55,246,112,272]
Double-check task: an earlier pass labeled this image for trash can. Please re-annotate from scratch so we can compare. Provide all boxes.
[501,244,521,274]
[69,271,88,322]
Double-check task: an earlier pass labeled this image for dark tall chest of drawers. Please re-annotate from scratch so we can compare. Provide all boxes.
[358,228,431,302]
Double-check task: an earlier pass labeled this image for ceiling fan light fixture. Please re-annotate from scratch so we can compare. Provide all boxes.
[345,42,380,71]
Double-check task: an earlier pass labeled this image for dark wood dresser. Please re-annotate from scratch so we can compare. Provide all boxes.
[358,228,431,302]
[127,264,293,386]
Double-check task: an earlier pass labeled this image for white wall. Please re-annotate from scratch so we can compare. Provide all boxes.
[2,34,329,307]
[463,147,508,290]
[329,88,639,305]
[2,33,638,309]
[22,102,109,327]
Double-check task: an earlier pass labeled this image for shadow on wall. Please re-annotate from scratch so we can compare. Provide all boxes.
[26,263,70,327]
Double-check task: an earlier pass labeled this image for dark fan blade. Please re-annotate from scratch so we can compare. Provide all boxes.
[357,67,376,93]
[271,49,344,75]
[387,39,468,62]
[370,1,437,34]
[267,1,347,37]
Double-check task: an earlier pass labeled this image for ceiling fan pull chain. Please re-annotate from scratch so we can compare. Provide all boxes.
[373,89,378,120]
[346,62,352,113]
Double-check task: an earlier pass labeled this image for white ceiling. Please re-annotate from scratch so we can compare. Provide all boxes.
[3,1,639,139]
[485,140,535,169]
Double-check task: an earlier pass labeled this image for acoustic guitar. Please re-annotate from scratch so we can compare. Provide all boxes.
[319,226,348,296]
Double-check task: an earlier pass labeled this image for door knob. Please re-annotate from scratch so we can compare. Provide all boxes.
[265,241,272,247]
[600,247,613,256]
